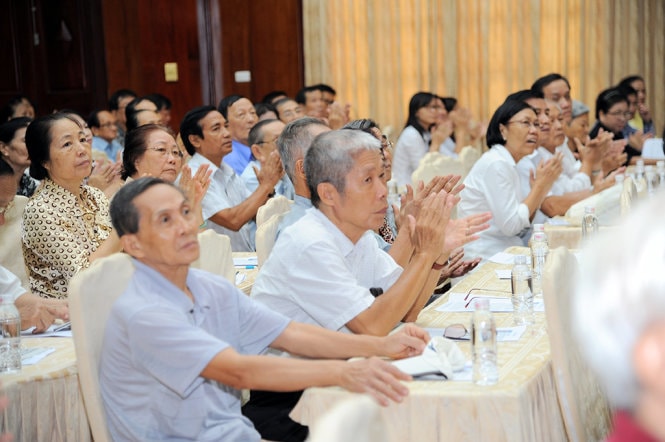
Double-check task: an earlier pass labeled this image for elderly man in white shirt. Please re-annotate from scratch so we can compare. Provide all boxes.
[252,129,480,336]
[179,106,283,252]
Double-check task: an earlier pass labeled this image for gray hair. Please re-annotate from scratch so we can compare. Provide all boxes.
[277,117,328,184]
[305,130,381,208]
[573,192,665,410]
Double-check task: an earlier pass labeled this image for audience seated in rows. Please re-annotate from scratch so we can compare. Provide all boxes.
[179,106,281,252]
[99,177,430,442]
[107,89,137,147]
[88,109,123,163]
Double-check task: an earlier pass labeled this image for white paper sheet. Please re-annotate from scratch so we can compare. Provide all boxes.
[21,346,56,365]
[436,293,544,313]
[233,256,258,267]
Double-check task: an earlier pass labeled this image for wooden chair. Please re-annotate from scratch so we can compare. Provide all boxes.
[542,247,612,441]
[256,195,293,227]
[68,253,136,442]
[191,229,235,283]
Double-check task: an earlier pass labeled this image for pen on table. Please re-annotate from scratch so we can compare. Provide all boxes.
[237,265,256,269]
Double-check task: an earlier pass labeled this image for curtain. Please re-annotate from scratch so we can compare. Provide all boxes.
[303,0,664,139]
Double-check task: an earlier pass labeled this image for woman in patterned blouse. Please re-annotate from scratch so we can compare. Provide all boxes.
[22,113,122,299]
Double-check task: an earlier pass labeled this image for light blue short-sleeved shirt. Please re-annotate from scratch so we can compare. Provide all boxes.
[240,159,295,199]
[100,260,290,441]
[223,140,252,175]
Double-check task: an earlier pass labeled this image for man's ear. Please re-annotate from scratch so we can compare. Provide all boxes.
[120,234,145,259]
[317,182,337,207]
[188,134,202,151]
[91,127,101,137]
[250,144,264,162]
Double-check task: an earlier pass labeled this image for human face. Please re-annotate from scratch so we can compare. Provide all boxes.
[545,103,565,150]
[565,113,589,145]
[227,98,258,145]
[599,102,629,134]
[0,126,29,170]
[136,110,161,127]
[321,91,335,106]
[130,184,200,274]
[92,111,118,142]
[415,99,446,129]
[524,98,550,146]
[369,127,393,182]
[542,80,572,123]
[500,108,540,162]
[625,93,638,119]
[332,149,387,243]
[68,114,93,144]
[133,129,183,182]
[630,79,646,104]
[304,90,328,119]
[0,174,17,226]
[12,98,35,119]
[114,95,135,128]
[252,121,285,163]
[43,118,92,189]
[159,108,172,128]
[277,100,305,124]
[193,111,232,164]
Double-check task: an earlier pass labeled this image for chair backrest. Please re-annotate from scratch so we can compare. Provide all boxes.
[307,396,387,442]
[256,195,293,226]
[542,247,612,442]
[411,152,466,187]
[256,212,287,268]
[191,230,235,283]
[0,195,29,288]
[68,253,136,442]
[458,145,481,176]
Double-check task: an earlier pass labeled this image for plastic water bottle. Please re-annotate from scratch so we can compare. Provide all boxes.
[530,232,549,297]
[582,206,599,238]
[472,298,498,386]
[511,255,533,326]
[0,294,21,373]
[636,159,645,180]
[615,174,624,187]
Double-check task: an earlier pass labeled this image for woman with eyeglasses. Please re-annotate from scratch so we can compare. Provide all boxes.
[589,87,642,165]
[122,124,210,227]
[392,92,457,187]
[457,99,561,260]
[22,113,123,299]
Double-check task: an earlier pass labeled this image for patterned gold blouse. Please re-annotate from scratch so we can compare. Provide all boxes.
[22,178,113,299]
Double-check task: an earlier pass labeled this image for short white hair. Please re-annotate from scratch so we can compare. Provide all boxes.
[573,191,665,409]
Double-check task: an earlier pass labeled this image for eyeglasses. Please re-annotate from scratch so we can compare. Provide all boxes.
[426,104,445,112]
[257,137,279,145]
[463,288,512,308]
[0,200,15,216]
[507,120,541,130]
[380,138,393,151]
[147,147,184,158]
[606,110,631,119]
[443,323,469,340]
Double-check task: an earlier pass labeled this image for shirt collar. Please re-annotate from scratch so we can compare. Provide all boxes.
[294,195,313,208]
[310,208,373,257]
[491,144,518,166]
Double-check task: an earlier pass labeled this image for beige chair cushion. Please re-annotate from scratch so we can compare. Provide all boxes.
[0,195,29,289]
[68,252,136,442]
[191,230,235,283]
[542,247,612,441]
[256,195,293,227]
[256,213,287,268]
[411,152,466,187]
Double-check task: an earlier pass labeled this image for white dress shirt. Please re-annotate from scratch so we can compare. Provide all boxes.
[185,153,256,252]
[392,125,457,186]
[457,145,531,260]
[0,265,26,301]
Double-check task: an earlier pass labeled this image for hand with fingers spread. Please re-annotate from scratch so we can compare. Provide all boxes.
[602,139,628,175]
[443,212,492,255]
[179,164,212,227]
[429,120,454,152]
[408,190,454,261]
[593,167,626,193]
[15,293,69,333]
[440,247,482,279]
[530,152,563,191]
[341,357,412,406]
[255,150,283,189]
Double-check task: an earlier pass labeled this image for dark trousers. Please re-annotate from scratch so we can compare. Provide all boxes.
[242,390,308,442]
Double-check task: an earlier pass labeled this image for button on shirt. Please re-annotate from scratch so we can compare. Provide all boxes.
[251,208,403,333]
[91,136,123,162]
[457,145,531,260]
[223,140,252,175]
[185,153,256,252]
[100,260,290,442]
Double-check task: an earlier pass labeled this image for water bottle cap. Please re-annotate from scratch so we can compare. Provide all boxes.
[584,206,595,214]
[514,254,527,265]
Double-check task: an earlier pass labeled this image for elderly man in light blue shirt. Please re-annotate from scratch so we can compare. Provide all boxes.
[99,177,431,442]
